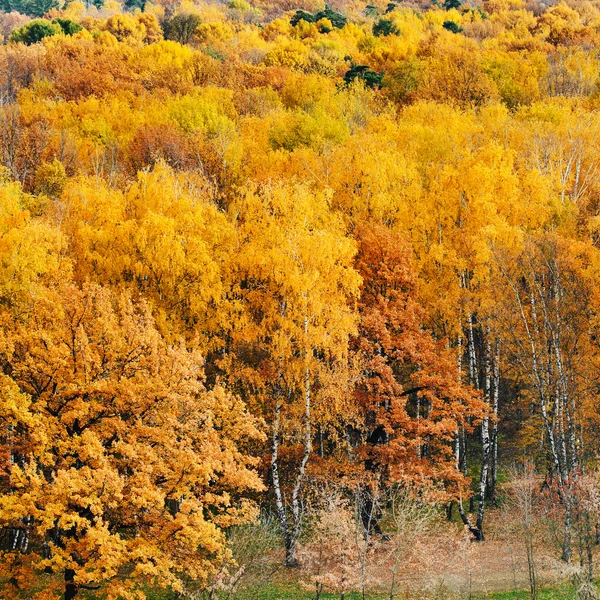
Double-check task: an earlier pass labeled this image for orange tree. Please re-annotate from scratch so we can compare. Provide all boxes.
[351,223,486,530]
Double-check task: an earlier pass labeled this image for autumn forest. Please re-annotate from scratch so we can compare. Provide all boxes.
[1,0,600,597]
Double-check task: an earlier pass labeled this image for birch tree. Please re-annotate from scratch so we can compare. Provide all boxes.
[224,181,360,566]
[493,235,598,559]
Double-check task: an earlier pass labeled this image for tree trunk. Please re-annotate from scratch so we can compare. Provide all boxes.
[467,313,478,515]
[526,531,538,600]
[454,330,481,538]
[457,498,484,541]
[455,421,483,541]
[64,569,77,600]
[475,333,492,538]
[271,395,295,566]
[287,361,312,566]
[488,343,500,504]
[271,311,314,568]
[284,537,299,568]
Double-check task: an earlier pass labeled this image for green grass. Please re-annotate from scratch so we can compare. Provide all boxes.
[253,582,587,600]
[214,580,592,600]
[469,581,582,599]
[13,574,588,599]
[243,583,380,600]
[141,580,587,600]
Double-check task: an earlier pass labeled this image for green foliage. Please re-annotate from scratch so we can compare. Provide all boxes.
[443,0,462,9]
[385,2,397,14]
[28,0,56,16]
[135,576,596,600]
[0,0,19,11]
[443,19,462,32]
[316,6,347,28]
[290,5,347,29]
[473,582,584,599]
[343,63,384,89]
[162,13,202,44]
[373,18,399,37]
[226,583,387,600]
[124,0,145,11]
[365,4,378,17]
[10,19,61,44]
[0,0,58,17]
[290,9,316,26]
[52,18,82,35]
[10,17,82,44]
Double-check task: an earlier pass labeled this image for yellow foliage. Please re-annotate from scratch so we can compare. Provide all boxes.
[0,283,264,598]
[263,38,309,69]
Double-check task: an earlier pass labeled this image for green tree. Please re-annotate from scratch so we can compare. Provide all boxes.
[373,18,399,36]
[10,19,61,44]
[52,18,83,35]
[343,63,384,89]
[443,0,462,9]
[3,0,59,17]
[443,20,462,33]
[124,0,145,12]
[290,9,315,26]
[314,6,347,28]
[162,13,202,44]
[291,6,347,29]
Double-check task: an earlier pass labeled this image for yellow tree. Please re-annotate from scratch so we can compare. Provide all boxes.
[0,169,66,306]
[223,181,361,566]
[53,163,236,348]
[0,283,264,600]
